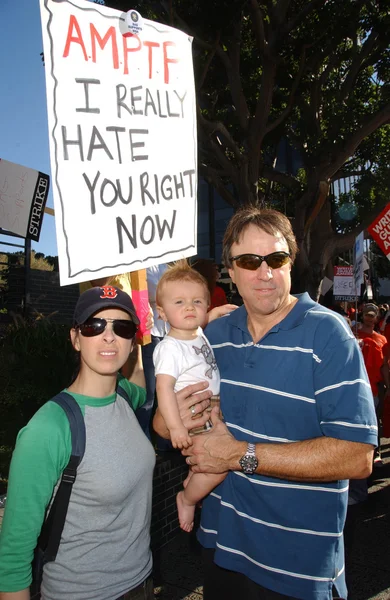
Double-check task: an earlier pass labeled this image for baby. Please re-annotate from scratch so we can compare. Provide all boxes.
[153,262,226,532]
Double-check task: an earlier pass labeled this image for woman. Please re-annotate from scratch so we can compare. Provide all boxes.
[0,286,154,600]
[0,286,212,600]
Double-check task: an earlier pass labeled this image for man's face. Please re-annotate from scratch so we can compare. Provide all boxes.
[228,224,292,317]
[362,312,377,328]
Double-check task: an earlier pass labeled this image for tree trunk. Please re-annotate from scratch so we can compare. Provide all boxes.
[292,195,333,300]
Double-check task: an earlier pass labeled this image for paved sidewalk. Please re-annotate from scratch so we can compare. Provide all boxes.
[343,440,390,600]
[153,530,203,600]
[1,444,390,599]
[153,439,390,600]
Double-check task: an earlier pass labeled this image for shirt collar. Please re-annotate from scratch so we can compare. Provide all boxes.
[228,293,317,335]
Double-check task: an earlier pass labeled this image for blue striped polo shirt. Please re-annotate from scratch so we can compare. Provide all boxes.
[198,293,377,600]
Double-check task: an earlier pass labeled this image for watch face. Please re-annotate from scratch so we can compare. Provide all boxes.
[239,454,258,474]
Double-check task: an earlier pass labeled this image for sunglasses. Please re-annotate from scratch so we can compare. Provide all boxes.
[77,317,137,339]
[230,251,291,271]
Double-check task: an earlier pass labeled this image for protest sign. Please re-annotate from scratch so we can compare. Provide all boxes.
[333,266,358,302]
[40,0,197,286]
[0,159,49,241]
[353,231,364,291]
[368,203,390,260]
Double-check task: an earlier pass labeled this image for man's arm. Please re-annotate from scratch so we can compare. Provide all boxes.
[381,345,390,390]
[182,408,374,481]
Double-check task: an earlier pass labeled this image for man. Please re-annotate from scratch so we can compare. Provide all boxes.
[157,207,377,600]
[355,304,387,466]
[356,304,386,344]
[356,304,387,389]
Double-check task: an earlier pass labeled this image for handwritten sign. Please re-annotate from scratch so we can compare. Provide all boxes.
[0,159,49,241]
[39,0,197,286]
[333,266,358,301]
[368,203,390,261]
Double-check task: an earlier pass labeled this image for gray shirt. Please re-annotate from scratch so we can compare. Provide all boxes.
[42,391,156,600]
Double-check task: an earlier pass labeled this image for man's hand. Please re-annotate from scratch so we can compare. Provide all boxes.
[182,407,244,474]
[153,381,212,439]
[176,382,213,431]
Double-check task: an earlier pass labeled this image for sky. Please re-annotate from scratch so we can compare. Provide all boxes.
[0,0,58,256]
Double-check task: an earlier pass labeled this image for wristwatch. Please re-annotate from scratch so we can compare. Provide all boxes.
[239,443,258,474]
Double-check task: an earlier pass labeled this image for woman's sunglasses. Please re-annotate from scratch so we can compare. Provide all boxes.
[230,251,291,271]
[77,317,137,339]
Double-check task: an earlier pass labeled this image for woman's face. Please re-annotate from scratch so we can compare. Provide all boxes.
[70,308,134,378]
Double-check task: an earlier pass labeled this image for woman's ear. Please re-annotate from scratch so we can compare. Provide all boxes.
[70,328,81,352]
[129,337,136,355]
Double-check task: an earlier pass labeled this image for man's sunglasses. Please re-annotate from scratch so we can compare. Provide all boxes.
[77,317,137,339]
[230,251,291,271]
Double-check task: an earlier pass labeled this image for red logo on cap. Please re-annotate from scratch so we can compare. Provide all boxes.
[100,286,118,299]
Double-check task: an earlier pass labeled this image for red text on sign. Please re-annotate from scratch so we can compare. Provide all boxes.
[62,15,180,84]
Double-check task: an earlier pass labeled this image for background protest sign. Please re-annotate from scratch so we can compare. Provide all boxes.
[333,266,358,302]
[0,159,49,242]
[353,231,364,291]
[368,203,390,261]
[40,0,197,286]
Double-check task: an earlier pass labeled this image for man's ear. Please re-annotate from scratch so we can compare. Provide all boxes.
[70,328,81,352]
[156,305,168,322]
[228,267,236,284]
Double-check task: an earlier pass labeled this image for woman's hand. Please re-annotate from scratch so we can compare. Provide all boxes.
[206,304,238,325]
[145,304,154,331]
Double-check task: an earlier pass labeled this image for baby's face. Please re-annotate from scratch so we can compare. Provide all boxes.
[158,280,209,334]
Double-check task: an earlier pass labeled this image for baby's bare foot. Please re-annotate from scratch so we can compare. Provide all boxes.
[176,490,195,533]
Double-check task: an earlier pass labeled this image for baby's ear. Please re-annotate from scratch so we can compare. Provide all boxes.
[157,305,167,321]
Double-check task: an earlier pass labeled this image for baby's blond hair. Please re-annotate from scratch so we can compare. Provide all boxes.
[156,260,210,306]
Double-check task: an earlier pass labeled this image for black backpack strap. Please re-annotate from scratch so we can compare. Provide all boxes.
[51,392,86,459]
[116,383,128,402]
[38,392,86,563]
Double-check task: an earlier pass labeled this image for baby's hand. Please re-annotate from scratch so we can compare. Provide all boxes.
[170,426,193,449]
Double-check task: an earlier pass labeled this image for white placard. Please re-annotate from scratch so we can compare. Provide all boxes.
[333,266,358,301]
[319,276,333,296]
[0,159,49,241]
[40,0,197,286]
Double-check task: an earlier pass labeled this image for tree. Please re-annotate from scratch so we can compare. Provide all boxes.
[101,0,390,296]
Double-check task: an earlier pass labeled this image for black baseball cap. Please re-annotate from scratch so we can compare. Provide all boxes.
[73,286,140,326]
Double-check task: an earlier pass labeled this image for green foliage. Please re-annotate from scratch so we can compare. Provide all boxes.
[1,251,56,270]
[31,251,54,271]
[86,1,390,295]
[0,316,76,477]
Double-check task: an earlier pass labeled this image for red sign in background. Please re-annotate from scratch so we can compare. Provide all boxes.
[368,203,390,260]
